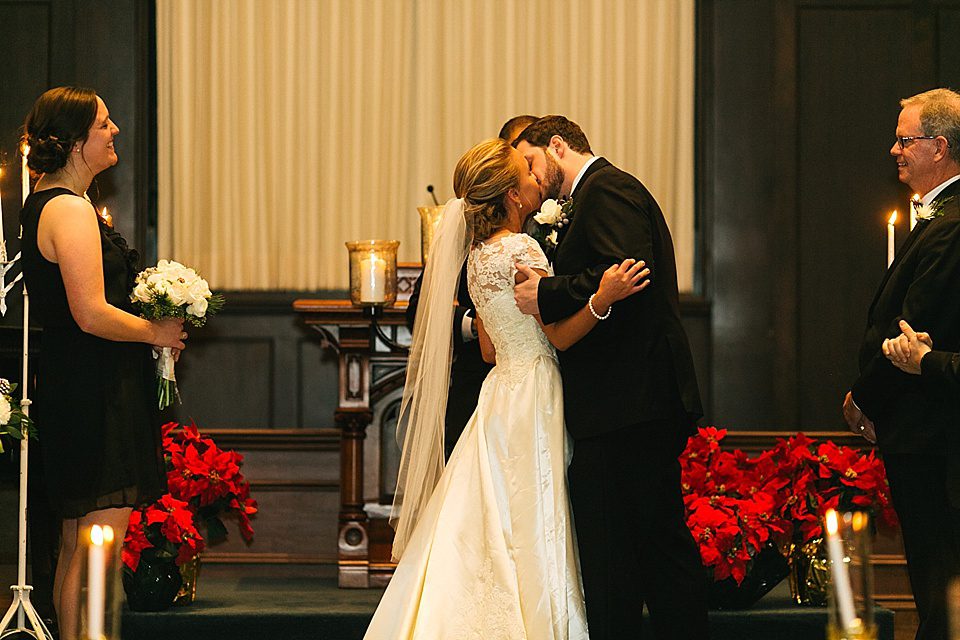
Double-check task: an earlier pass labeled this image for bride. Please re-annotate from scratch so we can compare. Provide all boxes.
[364,138,648,639]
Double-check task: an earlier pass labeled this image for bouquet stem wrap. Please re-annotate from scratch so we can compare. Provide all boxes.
[131,260,223,411]
[156,347,180,409]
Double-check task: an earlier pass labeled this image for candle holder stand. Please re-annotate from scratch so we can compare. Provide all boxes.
[0,281,54,640]
[365,306,409,353]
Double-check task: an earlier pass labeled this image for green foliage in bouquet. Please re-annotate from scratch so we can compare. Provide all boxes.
[0,380,36,454]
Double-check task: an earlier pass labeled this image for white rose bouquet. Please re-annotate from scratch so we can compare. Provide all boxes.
[0,378,35,454]
[131,260,224,409]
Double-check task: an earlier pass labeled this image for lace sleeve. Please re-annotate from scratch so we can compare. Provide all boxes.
[515,234,553,276]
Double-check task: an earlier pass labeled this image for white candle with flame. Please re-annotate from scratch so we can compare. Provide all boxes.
[21,145,30,206]
[911,193,920,230]
[825,509,858,632]
[87,525,112,640]
[359,254,387,303]
[0,168,6,262]
[887,211,897,267]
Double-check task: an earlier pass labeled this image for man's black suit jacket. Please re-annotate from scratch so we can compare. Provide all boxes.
[406,266,492,450]
[922,350,960,393]
[537,157,702,439]
[852,179,960,455]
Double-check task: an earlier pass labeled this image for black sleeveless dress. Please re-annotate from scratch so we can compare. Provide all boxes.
[20,188,166,519]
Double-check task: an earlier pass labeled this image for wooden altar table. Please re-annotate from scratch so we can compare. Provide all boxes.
[293,299,407,588]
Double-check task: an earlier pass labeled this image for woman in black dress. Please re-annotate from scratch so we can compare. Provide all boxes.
[20,87,186,640]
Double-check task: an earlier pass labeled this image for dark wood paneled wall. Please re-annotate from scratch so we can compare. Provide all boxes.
[0,0,153,328]
[701,0,960,429]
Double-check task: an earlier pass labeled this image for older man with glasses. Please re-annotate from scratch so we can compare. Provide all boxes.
[844,88,960,640]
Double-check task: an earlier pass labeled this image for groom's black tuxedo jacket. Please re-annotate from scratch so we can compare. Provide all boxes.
[538,157,702,439]
[852,178,960,455]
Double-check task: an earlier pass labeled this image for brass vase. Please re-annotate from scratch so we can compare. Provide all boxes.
[788,537,829,605]
[174,554,202,605]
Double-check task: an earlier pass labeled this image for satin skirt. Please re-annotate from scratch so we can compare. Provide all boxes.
[364,355,589,640]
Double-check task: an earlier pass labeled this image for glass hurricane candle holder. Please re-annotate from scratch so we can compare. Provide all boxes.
[825,510,876,640]
[345,240,400,307]
[417,206,444,265]
[78,524,122,640]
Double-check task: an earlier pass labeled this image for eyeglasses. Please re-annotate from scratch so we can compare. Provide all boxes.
[896,135,939,149]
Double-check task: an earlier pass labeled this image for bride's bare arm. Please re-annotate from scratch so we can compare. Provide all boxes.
[526,260,649,351]
[476,316,496,364]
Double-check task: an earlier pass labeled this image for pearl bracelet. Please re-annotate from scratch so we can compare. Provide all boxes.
[588,293,611,320]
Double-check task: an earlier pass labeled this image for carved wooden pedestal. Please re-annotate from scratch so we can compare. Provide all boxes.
[293,300,408,587]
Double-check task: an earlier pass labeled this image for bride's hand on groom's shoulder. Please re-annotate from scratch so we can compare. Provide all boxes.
[597,259,650,307]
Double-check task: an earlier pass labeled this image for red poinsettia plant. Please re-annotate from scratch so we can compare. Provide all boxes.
[122,495,205,572]
[122,421,257,574]
[681,427,898,586]
[162,420,258,542]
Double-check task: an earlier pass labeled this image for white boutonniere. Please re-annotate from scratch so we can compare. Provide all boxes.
[534,198,562,225]
[914,196,955,221]
[530,198,575,256]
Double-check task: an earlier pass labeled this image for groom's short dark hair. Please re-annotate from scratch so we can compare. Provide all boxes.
[513,115,592,155]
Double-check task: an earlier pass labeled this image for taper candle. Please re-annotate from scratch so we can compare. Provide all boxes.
[0,168,6,262]
[825,509,857,632]
[21,145,30,206]
[887,211,897,267]
[87,525,108,639]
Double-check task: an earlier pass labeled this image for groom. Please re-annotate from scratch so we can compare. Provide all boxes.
[513,116,708,639]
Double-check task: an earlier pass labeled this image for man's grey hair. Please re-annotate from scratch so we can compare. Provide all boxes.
[901,88,960,164]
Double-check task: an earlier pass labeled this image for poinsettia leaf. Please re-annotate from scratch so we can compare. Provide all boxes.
[204,515,228,542]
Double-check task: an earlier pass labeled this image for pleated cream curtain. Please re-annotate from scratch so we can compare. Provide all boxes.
[156,0,694,291]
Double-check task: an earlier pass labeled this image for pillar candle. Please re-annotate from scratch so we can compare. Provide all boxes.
[359,254,387,303]
[825,509,857,632]
[887,211,897,267]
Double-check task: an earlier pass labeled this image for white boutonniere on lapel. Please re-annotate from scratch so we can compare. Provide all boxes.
[913,196,955,221]
[530,198,575,258]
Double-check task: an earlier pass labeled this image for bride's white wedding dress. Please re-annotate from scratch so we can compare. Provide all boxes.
[364,233,589,640]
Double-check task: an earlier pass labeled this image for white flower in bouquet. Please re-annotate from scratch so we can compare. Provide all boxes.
[132,282,152,303]
[535,199,561,225]
[0,396,11,426]
[186,296,208,318]
[131,260,224,409]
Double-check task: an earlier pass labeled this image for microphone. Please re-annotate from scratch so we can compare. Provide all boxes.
[426,184,439,206]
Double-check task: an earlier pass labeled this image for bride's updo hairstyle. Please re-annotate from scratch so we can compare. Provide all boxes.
[453,138,522,243]
[22,86,99,174]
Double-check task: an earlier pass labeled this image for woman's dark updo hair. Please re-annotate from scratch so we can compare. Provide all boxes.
[22,86,98,174]
[453,138,522,242]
